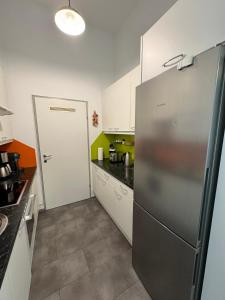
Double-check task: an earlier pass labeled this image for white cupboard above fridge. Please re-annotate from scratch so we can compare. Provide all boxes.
[102,65,141,134]
[141,0,225,83]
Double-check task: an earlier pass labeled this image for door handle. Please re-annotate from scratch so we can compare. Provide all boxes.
[25,194,36,221]
[43,154,53,163]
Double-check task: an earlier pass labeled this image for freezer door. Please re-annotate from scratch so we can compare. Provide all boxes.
[134,46,225,247]
[133,202,198,300]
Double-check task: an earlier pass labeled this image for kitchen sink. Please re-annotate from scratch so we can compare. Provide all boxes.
[0,214,8,236]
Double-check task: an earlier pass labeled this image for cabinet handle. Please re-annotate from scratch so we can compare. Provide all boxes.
[114,190,122,200]
[162,54,185,68]
[120,185,128,195]
[18,218,26,236]
[25,194,36,221]
[130,126,135,130]
[97,174,106,186]
[104,173,110,181]
[101,180,106,186]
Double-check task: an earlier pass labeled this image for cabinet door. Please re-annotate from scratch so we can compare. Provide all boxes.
[103,73,131,132]
[0,63,7,107]
[0,116,13,144]
[0,219,31,300]
[10,219,31,300]
[102,85,116,132]
[142,0,225,83]
[0,266,13,300]
[129,66,141,131]
[93,166,107,206]
[113,182,133,244]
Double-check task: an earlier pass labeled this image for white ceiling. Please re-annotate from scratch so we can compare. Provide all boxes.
[34,0,139,34]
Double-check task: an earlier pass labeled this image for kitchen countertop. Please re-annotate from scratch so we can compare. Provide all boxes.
[92,159,134,189]
[0,167,36,288]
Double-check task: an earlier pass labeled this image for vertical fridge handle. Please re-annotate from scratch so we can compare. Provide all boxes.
[198,168,210,245]
[190,251,200,300]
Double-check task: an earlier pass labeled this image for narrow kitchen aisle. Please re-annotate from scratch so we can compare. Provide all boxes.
[30,198,151,300]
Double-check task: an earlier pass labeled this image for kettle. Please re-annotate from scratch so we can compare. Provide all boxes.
[122,152,131,167]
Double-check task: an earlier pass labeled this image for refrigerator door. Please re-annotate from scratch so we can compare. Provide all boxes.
[134,46,225,247]
[133,202,198,300]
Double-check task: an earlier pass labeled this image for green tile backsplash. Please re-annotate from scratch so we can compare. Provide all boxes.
[91,132,135,161]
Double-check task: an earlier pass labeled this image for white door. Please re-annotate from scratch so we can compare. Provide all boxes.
[35,97,90,209]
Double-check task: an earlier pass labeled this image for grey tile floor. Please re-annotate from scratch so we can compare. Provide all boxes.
[29,198,151,300]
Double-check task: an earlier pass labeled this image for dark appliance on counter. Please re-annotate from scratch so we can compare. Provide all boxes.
[109,144,117,162]
[133,46,225,300]
[109,144,123,163]
[0,152,12,179]
[0,179,27,208]
[8,152,21,175]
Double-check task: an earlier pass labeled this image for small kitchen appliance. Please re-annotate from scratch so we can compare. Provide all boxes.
[0,152,12,179]
[8,152,21,175]
[109,144,118,163]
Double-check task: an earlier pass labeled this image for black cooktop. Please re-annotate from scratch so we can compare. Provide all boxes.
[0,179,27,208]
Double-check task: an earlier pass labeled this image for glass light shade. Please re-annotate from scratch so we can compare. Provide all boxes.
[55,7,85,36]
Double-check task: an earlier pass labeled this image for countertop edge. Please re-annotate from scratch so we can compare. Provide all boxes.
[91,160,134,190]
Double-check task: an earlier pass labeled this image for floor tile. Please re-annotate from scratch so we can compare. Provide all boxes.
[43,291,60,300]
[84,233,131,271]
[115,281,152,300]
[60,257,137,300]
[91,257,137,300]
[32,235,57,270]
[30,250,89,300]
[60,273,99,300]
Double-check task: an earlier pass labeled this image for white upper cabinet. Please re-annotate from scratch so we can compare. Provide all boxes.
[0,116,13,144]
[142,0,225,83]
[0,57,13,144]
[129,66,141,131]
[103,72,131,132]
[0,62,8,108]
[103,66,141,133]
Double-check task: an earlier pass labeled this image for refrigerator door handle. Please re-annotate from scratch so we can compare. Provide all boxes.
[190,251,200,300]
[198,167,210,245]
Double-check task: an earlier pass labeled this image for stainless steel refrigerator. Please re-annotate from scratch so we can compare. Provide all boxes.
[133,45,225,300]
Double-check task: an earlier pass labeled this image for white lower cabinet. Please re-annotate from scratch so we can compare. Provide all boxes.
[0,218,31,300]
[92,164,133,244]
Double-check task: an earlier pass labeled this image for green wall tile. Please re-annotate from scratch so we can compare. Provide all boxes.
[91,132,135,161]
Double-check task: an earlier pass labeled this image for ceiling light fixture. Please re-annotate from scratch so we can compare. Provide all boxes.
[55,0,86,36]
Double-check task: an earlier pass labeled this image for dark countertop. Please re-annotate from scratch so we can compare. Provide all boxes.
[92,159,134,189]
[0,167,36,288]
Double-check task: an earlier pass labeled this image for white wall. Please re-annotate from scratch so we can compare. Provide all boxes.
[0,0,114,207]
[201,135,225,300]
[113,0,177,80]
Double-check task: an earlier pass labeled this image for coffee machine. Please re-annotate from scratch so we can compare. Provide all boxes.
[0,152,12,179]
[8,153,21,175]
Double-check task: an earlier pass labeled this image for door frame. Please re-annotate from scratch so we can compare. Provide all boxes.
[32,95,91,210]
